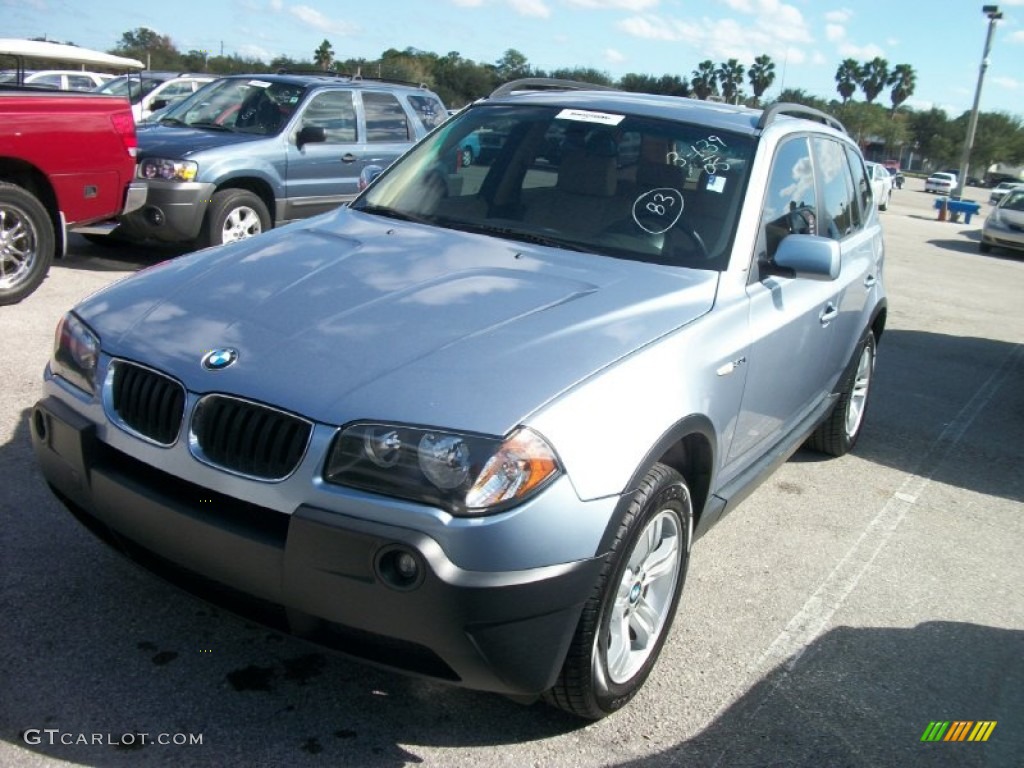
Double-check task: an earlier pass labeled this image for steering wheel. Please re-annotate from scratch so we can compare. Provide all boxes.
[600,218,709,263]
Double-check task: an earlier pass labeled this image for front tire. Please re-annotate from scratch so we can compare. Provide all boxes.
[0,182,54,305]
[460,146,474,168]
[202,189,271,247]
[807,331,876,456]
[545,463,692,719]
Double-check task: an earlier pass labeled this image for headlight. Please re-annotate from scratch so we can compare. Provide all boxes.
[138,158,198,182]
[324,424,561,516]
[53,312,100,394]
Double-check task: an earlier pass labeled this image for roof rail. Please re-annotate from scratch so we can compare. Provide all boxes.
[274,69,428,89]
[757,102,846,134]
[489,77,616,99]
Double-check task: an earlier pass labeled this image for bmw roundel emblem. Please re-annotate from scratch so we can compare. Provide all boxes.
[202,348,238,371]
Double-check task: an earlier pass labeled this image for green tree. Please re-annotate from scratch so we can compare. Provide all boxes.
[691,60,718,100]
[547,67,613,87]
[835,58,860,104]
[716,58,745,104]
[747,54,776,105]
[495,49,532,83]
[314,39,334,71]
[775,88,830,112]
[859,57,890,103]
[888,63,916,116]
[112,27,181,70]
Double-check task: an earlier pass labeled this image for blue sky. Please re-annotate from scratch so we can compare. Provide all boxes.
[3,0,1023,117]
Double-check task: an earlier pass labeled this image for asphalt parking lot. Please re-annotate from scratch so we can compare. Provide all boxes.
[1,178,1021,767]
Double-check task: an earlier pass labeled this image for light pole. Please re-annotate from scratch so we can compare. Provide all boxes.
[955,5,1002,199]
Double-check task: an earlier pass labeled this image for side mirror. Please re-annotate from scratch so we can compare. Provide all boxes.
[358,165,385,191]
[766,235,840,281]
[296,125,327,149]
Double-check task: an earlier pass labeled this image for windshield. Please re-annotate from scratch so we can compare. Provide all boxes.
[96,75,163,103]
[157,78,307,135]
[351,103,753,270]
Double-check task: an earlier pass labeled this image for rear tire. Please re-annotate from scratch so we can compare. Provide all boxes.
[0,182,54,305]
[807,332,876,456]
[979,241,992,254]
[544,463,692,719]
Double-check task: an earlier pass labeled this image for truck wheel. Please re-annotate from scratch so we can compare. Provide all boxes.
[807,331,876,456]
[202,189,271,247]
[0,182,54,305]
[544,463,692,719]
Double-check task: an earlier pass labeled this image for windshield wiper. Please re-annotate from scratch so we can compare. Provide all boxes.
[433,218,595,253]
[354,204,431,225]
[188,121,234,132]
[157,117,187,127]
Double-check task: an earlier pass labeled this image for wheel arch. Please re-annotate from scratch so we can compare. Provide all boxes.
[595,414,716,555]
[213,176,276,223]
[0,158,61,254]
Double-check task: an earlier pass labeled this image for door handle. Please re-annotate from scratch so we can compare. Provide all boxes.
[340,153,358,164]
[819,303,838,325]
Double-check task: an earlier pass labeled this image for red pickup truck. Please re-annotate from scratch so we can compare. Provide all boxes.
[0,39,148,304]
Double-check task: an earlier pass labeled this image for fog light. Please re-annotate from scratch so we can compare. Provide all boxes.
[376,546,424,591]
[144,206,165,226]
[33,409,48,442]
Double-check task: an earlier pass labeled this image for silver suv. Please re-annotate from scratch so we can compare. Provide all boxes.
[31,80,886,720]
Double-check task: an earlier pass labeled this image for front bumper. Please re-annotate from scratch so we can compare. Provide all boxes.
[31,395,603,696]
[116,181,216,243]
[981,224,1024,252]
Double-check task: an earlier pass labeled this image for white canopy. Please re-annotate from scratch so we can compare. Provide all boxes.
[0,38,144,69]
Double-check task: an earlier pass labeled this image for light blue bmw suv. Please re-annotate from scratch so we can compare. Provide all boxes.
[32,79,886,719]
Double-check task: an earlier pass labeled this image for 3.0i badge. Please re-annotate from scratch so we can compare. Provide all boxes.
[201,348,238,371]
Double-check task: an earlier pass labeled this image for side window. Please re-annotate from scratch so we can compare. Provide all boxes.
[363,92,411,142]
[813,137,858,240]
[68,75,96,91]
[34,74,63,88]
[407,94,446,132]
[846,146,872,221]
[299,90,357,143]
[760,137,817,262]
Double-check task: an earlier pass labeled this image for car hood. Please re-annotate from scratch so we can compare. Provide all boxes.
[76,208,719,435]
[136,123,268,158]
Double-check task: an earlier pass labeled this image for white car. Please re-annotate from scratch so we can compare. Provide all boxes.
[980,187,1024,255]
[925,172,956,194]
[0,69,111,91]
[988,181,1023,205]
[865,161,893,210]
[95,72,215,121]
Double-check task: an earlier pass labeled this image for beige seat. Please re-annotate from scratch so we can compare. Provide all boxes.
[522,147,625,236]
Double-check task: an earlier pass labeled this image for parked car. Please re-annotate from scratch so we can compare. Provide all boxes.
[865,161,893,210]
[980,187,1024,255]
[925,172,956,194]
[31,83,886,720]
[95,71,215,122]
[988,180,1023,205]
[110,72,447,248]
[0,39,146,304]
[0,69,111,90]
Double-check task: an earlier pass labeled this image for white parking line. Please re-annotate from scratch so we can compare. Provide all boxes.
[707,341,1022,767]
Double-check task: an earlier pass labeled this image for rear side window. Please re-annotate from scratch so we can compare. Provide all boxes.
[363,92,411,142]
[813,137,858,240]
[760,137,817,261]
[846,146,872,222]
[407,94,447,132]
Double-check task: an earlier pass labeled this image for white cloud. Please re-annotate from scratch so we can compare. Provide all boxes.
[1010,30,1024,43]
[508,0,551,16]
[826,24,844,42]
[238,43,273,59]
[604,47,626,64]
[289,5,358,35]
[618,2,812,64]
[566,0,659,9]
[838,41,885,59]
[269,0,283,10]
[991,76,1020,89]
[451,0,485,6]
[825,8,852,23]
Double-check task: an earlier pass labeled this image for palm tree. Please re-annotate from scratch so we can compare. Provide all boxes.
[716,58,746,104]
[314,39,334,71]
[888,63,916,115]
[747,54,776,105]
[859,57,890,103]
[835,59,860,103]
[691,60,718,100]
